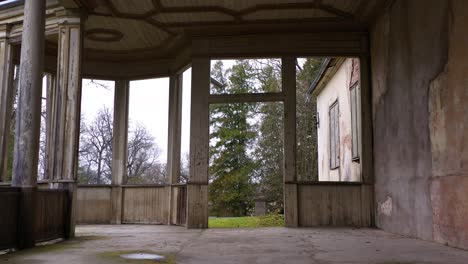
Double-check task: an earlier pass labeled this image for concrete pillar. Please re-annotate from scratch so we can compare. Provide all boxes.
[282,57,299,227]
[49,10,83,238]
[0,24,14,182]
[110,80,129,224]
[167,73,183,224]
[11,0,46,249]
[186,58,210,229]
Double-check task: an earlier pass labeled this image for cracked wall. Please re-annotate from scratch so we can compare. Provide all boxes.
[371,0,468,249]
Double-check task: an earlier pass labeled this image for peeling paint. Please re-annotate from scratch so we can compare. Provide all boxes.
[379,196,393,217]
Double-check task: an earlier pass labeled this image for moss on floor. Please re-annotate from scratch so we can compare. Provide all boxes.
[0,236,104,258]
[99,250,177,264]
[209,214,284,228]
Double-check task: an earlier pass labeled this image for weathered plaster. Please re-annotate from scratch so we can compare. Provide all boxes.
[371,0,450,242]
[428,0,468,249]
[372,0,468,249]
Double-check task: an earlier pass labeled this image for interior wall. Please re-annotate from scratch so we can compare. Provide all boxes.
[371,0,468,249]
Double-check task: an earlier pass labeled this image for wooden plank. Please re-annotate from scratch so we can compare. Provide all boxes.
[76,186,111,224]
[192,32,369,58]
[36,190,67,242]
[0,187,19,250]
[122,186,169,224]
[297,183,372,227]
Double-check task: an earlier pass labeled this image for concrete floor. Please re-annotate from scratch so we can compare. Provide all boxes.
[1,225,468,264]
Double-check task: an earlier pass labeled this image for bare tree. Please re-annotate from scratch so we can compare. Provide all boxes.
[78,107,113,184]
[126,124,165,184]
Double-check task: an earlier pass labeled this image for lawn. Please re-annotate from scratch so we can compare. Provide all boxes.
[208,214,284,228]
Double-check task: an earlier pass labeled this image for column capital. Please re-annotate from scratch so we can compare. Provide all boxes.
[55,8,86,26]
[0,24,12,39]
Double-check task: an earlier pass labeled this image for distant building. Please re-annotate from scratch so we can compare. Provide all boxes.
[309,58,361,182]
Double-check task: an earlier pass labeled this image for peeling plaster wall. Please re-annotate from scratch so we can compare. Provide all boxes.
[371,0,468,249]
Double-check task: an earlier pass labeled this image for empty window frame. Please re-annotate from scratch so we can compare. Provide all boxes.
[127,78,169,184]
[78,79,115,184]
[329,100,340,170]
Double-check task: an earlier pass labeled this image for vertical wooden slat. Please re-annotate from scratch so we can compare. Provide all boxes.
[297,183,372,227]
[35,190,69,242]
[0,187,19,250]
[121,186,169,224]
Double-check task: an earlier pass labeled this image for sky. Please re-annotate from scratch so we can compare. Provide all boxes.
[80,68,193,165]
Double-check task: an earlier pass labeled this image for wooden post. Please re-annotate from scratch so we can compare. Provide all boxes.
[282,57,299,227]
[11,0,46,249]
[0,24,14,182]
[167,74,183,186]
[44,74,56,181]
[359,55,375,226]
[49,10,83,238]
[110,80,129,224]
[167,73,183,224]
[186,58,210,229]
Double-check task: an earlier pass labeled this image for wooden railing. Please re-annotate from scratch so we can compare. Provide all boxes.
[0,187,20,250]
[296,182,373,227]
[76,184,187,226]
[36,189,69,242]
[0,186,70,250]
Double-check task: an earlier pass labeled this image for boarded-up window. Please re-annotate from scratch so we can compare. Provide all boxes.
[350,83,360,160]
[329,100,339,169]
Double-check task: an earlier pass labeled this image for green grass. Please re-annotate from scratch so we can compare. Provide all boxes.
[208,214,284,228]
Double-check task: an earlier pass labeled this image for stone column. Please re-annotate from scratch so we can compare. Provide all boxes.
[282,57,299,227]
[0,24,14,182]
[110,80,129,224]
[49,10,83,238]
[11,0,46,249]
[186,58,210,229]
[167,73,183,224]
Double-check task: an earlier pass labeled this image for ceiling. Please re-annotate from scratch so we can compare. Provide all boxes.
[59,0,388,62]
